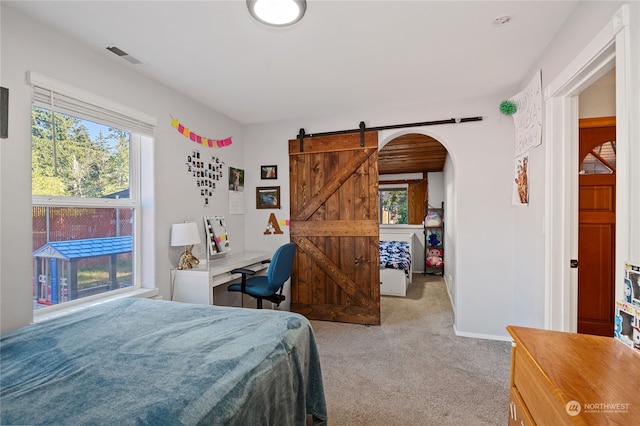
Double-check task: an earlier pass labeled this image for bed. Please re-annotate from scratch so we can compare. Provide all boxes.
[379,233,413,297]
[0,298,327,425]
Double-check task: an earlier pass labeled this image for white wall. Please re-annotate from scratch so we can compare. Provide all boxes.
[428,172,444,208]
[245,95,516,339]
[443,156,456,307]
[0,5,245,332]
[579,68,616,118]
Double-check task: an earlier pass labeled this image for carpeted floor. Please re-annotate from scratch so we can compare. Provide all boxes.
[310,273,512,425]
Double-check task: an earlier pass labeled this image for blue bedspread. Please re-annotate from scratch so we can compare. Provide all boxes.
[379,240,411,277]
[0,298,327,425]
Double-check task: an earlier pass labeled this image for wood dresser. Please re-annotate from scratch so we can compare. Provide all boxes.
[507,326,639,425]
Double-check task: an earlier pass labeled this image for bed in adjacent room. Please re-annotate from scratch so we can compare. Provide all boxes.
[0,298,327,426]
[379,233,413,297]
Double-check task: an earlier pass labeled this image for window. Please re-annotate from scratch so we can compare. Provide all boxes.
[29,72,155,311]
[580,140,616,174]
[379,184,408,224]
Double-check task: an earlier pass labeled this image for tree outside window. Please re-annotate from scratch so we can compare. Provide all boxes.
[379,186,408,224]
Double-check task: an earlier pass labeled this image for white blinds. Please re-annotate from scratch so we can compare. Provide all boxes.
[28,71,157,136]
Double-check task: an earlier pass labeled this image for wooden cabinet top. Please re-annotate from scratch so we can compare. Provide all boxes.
[507,325,640,423]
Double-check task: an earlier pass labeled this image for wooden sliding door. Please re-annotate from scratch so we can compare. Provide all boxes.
[289,131,380,325]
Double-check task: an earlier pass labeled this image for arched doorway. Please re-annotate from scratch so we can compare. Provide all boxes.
[378,132,451,278]
[378,133,448,223]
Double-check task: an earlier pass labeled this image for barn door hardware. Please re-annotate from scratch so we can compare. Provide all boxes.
[295,116,483,141]
[298,128,306,152]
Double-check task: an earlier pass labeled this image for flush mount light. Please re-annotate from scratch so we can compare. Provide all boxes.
[247,0,306,27]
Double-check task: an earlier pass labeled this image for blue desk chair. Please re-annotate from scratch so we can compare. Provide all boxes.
[228,242,296,309]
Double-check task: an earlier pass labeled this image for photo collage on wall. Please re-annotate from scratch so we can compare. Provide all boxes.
[615,262,640,353]
[185,150,224,206]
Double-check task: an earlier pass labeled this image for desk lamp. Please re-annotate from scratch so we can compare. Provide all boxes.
[171,222,201,269]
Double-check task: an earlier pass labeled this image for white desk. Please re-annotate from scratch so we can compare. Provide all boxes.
[171,251,271,305]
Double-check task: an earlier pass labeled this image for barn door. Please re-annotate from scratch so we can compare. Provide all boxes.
[289,131,380,325]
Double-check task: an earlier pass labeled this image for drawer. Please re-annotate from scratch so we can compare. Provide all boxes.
[509,387,535,426]
[513,347,573,426]
[210,262,268,287]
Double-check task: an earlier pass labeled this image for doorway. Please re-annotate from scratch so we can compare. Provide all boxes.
[378,133,449,276]
[545,5,630,332]
[577,117,616,336]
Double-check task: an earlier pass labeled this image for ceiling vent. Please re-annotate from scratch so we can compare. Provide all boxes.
[106,46,143,65]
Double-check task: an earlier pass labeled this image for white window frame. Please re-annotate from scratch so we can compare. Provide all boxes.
[379,183,409,225]
[29,72,157,316]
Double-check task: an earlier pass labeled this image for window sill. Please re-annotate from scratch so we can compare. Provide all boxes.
[33,287,160,323]
[379,224,424,229]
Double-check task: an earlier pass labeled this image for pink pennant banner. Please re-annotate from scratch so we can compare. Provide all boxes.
[171,116,233,148]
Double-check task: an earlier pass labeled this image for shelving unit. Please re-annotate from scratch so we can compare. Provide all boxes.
[424,203,444,275]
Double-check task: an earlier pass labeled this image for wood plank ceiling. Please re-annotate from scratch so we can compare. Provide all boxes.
[378,133,447,175]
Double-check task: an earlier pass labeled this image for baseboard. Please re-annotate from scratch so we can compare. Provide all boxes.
[443,274,454,308]
[453,325,512,342]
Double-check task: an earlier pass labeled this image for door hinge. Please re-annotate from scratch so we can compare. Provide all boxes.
[570,259,579,268]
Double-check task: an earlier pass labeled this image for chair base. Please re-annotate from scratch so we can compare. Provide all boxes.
[257,294,286,309]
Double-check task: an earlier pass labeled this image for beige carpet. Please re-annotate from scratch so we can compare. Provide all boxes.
[310,274,512,425]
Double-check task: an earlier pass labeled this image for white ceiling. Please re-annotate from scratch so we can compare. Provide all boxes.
[6,0,579,125]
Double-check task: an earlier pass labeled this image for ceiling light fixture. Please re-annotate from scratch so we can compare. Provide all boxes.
[247,0,306,27]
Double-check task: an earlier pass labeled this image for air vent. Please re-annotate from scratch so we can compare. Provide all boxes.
[106,46,142,65]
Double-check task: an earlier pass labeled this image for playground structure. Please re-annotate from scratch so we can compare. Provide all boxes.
[32,236,132,305]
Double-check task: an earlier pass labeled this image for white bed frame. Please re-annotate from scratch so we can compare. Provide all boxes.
[379,232,414,297]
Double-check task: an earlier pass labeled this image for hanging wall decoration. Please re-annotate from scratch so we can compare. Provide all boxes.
[502,70,541,208]
[499,100,517,116]
[228,167,245,215]
[256,186,281,209]
[263,213,289,235]
[509,70,543,157]
[261,165,277,180]
[512,152,529,206]
[185,149,224,207]
[171,116,232,148]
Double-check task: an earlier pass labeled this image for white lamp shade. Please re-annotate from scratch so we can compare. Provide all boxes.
[171,222,201,246]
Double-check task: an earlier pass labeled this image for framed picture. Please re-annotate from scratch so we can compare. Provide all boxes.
[256,186,280,209]
[228,167,244,191]
[261,165,277,180]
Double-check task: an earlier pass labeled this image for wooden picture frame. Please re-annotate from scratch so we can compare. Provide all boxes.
[260,165,277,180]
[256,186,280,209]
